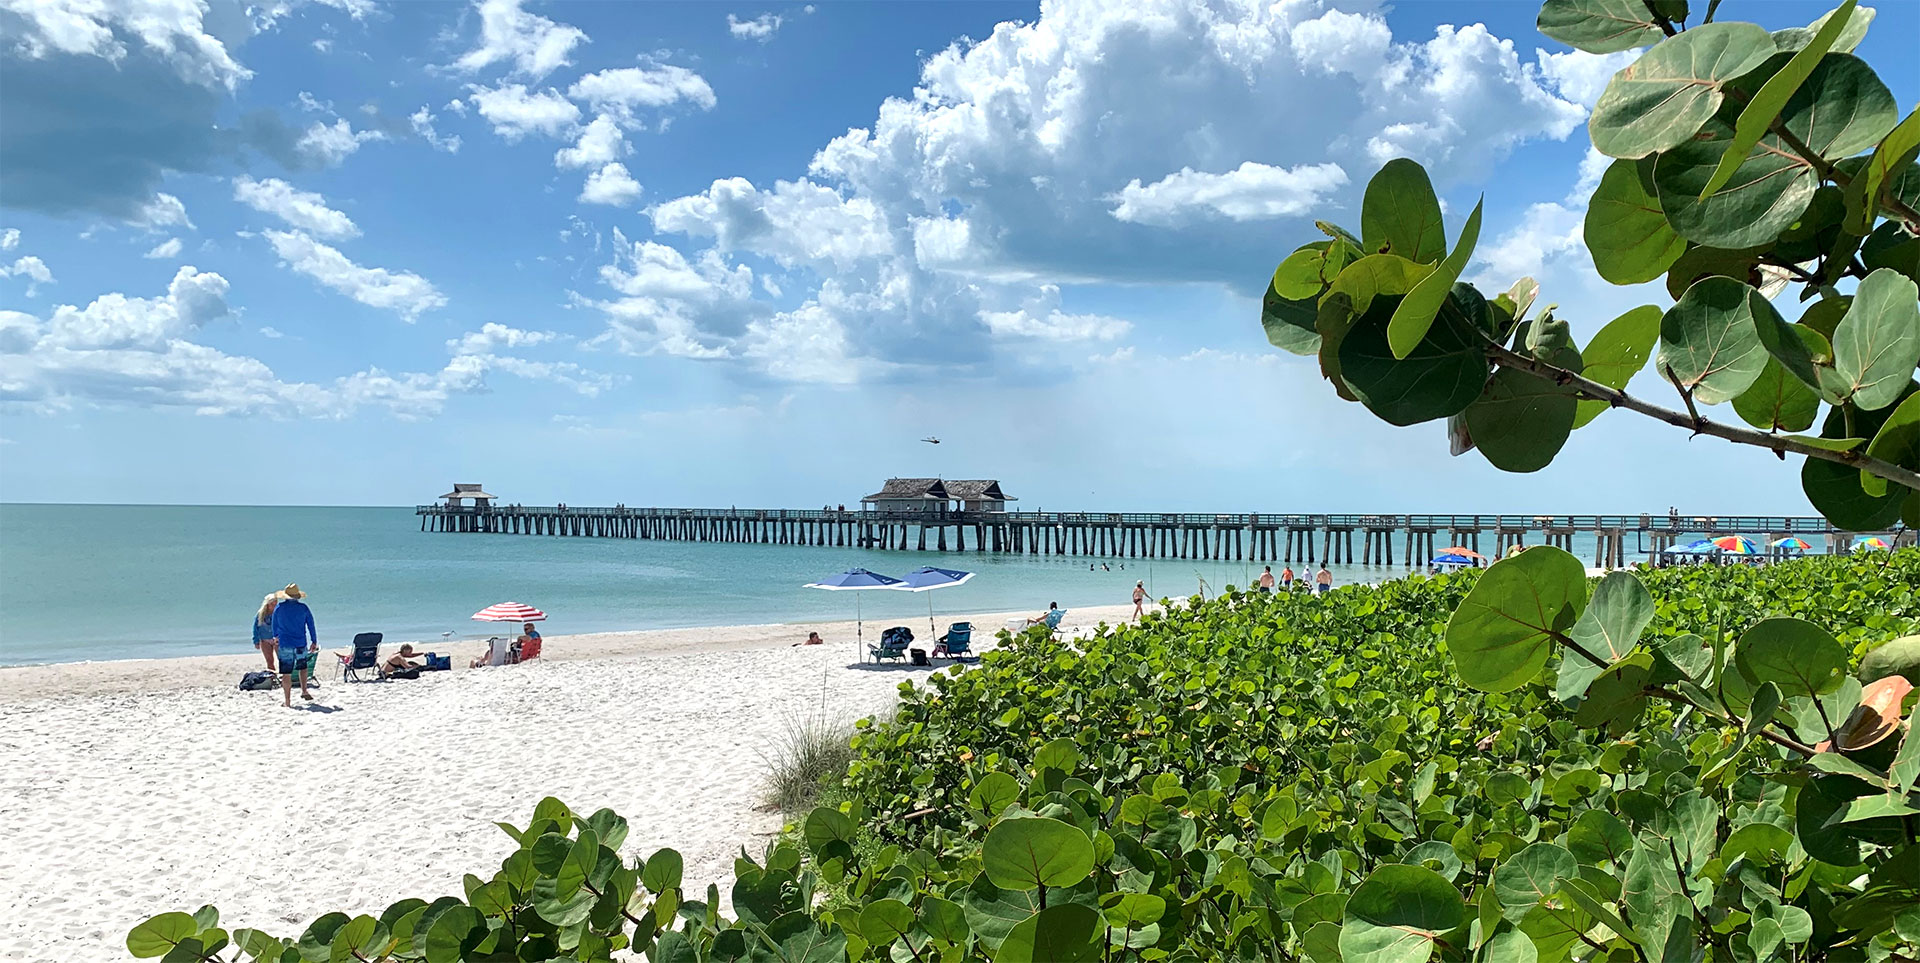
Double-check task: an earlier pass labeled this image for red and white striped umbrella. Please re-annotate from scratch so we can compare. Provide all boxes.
[472,602,547,623]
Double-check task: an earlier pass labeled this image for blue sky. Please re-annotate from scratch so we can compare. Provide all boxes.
[0,0,1914,513]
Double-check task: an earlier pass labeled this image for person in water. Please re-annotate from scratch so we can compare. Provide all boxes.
[270,583,317,706]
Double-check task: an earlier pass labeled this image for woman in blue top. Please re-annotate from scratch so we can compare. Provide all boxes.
[253,593,280,672]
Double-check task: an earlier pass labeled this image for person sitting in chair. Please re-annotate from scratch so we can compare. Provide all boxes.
[512,623,542,662]
[381,644,424,679]
[1026,602,1061,626]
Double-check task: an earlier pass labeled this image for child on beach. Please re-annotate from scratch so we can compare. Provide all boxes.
[270,584,317,706]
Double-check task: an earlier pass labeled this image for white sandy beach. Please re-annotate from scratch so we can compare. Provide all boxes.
[0,604,1137,963]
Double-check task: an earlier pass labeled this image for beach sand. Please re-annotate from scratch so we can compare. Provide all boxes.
[0,604,1138,962]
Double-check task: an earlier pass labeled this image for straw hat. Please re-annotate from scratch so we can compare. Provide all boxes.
[282,583,305,599]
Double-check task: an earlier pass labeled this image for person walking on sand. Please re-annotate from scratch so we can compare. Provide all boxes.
[253,593,281,673]
[270,583,317,706]
[1257,566,1276,594]
[1314,565,1333,595]
[1132,580,1148,620]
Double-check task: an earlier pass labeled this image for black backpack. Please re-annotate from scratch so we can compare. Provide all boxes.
[239,671,276,691]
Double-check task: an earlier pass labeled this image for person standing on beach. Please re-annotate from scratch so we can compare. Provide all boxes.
[253,593,281,672]
[1257,566,1275,593]
[1315,565,1333,595]
[270,583,317,706]
[1132,580,1148,620]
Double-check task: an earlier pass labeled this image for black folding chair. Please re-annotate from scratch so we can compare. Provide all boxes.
[338,632,382,682]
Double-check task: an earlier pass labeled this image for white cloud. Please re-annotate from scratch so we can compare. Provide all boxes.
[554,115,627,169]
[579,163,643,206]
[727,13,782,41]
[651,176,893,271]
[1535,49,1637,109]
[0,0,251,89]
[233,176,360,239]
[410,107,463,153]
[465,83,581,141]
[1111,162,1349,226]
[1470,146,1609,287]
[978,285,1130,342]
[0,270,597,418]
[0,229,18,251]
[447,322,556,355]
[142,238,183,260]
[0,255,55,295]
[567,63,717,128]
[312,38,333,54]
[296,118,385,166]
[261,230,447,320]
[127,193,193,231]
[259,326,285,338]
[452,0,588,79]
[297,90,332,113]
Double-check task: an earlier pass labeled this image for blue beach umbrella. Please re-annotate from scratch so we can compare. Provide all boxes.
[1431,553,1474,568]
[804,568,904,659]
[894,566,976,637]
[1663,538,1719,555]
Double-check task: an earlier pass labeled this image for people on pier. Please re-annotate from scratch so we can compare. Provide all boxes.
[252,593,280,673]
[270,584,317,706]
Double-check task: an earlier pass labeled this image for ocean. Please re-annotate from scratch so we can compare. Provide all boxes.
[0,504,1457,666]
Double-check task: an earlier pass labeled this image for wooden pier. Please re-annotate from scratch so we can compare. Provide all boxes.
[415,503,1899,568]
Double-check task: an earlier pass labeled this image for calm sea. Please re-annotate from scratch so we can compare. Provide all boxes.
[0,504,1451,666]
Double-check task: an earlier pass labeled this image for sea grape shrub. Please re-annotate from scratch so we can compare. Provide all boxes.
[128,552,1920,960]
[1259,0,1920,528]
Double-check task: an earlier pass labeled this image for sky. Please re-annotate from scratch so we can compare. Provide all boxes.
[0,0,1914,513]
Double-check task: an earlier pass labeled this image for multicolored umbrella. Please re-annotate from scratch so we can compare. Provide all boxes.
[1709,535,1761,554]
[1856,536,1892,550]
[472,601,546,623]
[1770,536,1811,551]
[1439,547,1486,560]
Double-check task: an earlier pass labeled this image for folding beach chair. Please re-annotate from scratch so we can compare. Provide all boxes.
[870,626,913,663]
[934,622,974,659]
[338,633,382,682]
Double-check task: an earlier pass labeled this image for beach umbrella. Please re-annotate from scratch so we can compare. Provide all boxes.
[803,568,903,660]
[1770,536,1812,552]
[473,601,546,623]
[1709,535,1761,554]
[1663,538,1719,555]
[1856,535,1892,550]
[894,566,975,637]
[1431,552,1475,568]
[1439,547,1486,560]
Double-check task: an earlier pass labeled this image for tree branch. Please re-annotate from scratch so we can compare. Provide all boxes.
[1482,339,1920,494]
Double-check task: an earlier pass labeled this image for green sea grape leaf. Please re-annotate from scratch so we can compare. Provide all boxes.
[1573,652,1655,731]
[1340,287,1491,426]
[1480,929,1538,963]
[1732,356,1821,431]
[1736,617,1849,697]
[1574,305,1663,428]
[1463,367,1578,473]
[1697,0,1857,199]
[1566,810,1634,865]
[1656,54,1898,249]
[1589,23,1777,159]
[1493,844,1579,922]
[1362,159,1447,263]
[999,904,1102,963]
[1318,255,1433,396]
[1264,280,1322,356]
[761,912,849,963]
[1862,392,1920,496]
[1658,276,1771,405]
[1275,241,1359,300]
[1805,450,1907,529]
[857,899,915,946]
[1585,159,1687,285]
[920,896,969,945]
[1339,864,1466,963]
[1849,106,1920,232]
[1445,546,1588,693]
[1387,197,1483,358]
[128,914,199,959]
[642,848,683,894]
[1558,571,1654,700]
[983,816,1095,890]
[1537,0,1663,53]
[1824,268,1920,410]
[970,772,1022,821]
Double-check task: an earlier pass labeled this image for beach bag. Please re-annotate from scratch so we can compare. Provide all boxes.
[390,667,422,680]
[425,654,452,672]
[239,671,275,691]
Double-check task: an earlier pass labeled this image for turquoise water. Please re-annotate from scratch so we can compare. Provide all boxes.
[0,504,1429,666]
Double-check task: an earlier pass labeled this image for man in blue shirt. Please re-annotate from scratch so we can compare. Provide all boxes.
[270,583,317,706]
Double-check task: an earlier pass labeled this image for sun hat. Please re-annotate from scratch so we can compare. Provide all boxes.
[283,583,305,599]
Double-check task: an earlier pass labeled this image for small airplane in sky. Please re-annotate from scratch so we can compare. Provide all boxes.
[921,436,940,444]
